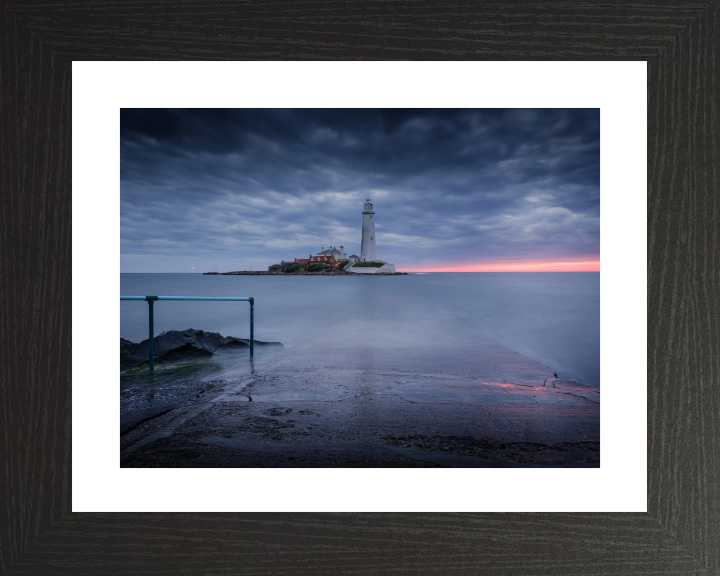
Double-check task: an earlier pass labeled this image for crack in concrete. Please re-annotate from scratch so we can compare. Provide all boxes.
[558,391,599,404]
[120,408,174,436]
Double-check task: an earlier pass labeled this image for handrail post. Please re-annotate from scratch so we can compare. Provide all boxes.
[121,295,255,370]
[146,296,159,372]
[249,297,254,359]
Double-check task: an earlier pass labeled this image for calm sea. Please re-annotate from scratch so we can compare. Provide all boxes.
[120,272,600,386]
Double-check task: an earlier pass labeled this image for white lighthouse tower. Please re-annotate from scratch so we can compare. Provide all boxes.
[360,198,377,262]
[347,198,395,274]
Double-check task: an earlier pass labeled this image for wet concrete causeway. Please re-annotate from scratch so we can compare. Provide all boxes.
[121,332,599,467]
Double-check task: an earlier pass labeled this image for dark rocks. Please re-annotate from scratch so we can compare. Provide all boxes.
[120,328,283,371]
[213,271,278,275]
[203,270,409,275]
[382,435,600,467]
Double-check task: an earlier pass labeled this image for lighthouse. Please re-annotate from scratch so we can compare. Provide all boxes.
[360,198,377,262]
[346,198,395,273]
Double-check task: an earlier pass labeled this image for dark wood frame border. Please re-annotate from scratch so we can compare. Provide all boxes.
[2,2,718,574]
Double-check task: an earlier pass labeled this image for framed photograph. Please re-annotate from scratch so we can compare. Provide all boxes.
[74,62,644,514]
[4,3,718,574]
[117,107,603,473]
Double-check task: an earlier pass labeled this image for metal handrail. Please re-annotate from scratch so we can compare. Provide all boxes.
[120,295,255,371]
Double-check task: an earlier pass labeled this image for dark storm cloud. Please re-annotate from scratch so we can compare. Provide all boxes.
[121,109,599,271]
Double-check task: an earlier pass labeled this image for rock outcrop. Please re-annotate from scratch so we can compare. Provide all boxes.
[120,328,282,371]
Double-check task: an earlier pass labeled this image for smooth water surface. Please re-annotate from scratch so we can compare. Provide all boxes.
[120,272,599,386]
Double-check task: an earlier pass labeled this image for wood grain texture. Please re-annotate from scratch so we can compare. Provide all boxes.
[1,1,718,573]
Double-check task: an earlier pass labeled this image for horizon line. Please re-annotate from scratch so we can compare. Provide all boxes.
[398,260,600,273]
[119,270,601,274]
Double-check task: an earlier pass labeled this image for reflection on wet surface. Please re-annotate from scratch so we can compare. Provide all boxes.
[378,379,599,406]
[121,321,600,468]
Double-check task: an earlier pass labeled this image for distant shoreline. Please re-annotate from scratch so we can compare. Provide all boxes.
[203,270,409,276]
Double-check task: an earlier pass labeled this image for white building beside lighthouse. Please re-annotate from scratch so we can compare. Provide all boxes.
[317,246,347,262]
[360,198,377,262]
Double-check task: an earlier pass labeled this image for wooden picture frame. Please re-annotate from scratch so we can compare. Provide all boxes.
[2,2,717,573]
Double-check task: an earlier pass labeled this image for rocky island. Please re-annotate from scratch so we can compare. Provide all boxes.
[204,269,408,276]
[206,199,405,276]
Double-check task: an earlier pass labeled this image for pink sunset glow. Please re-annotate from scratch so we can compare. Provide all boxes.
[399,260,600,273]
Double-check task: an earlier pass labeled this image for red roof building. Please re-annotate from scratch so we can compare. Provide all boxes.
[293,258,311,266]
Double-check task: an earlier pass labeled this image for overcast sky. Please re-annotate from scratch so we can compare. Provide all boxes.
[120,108,599,272]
